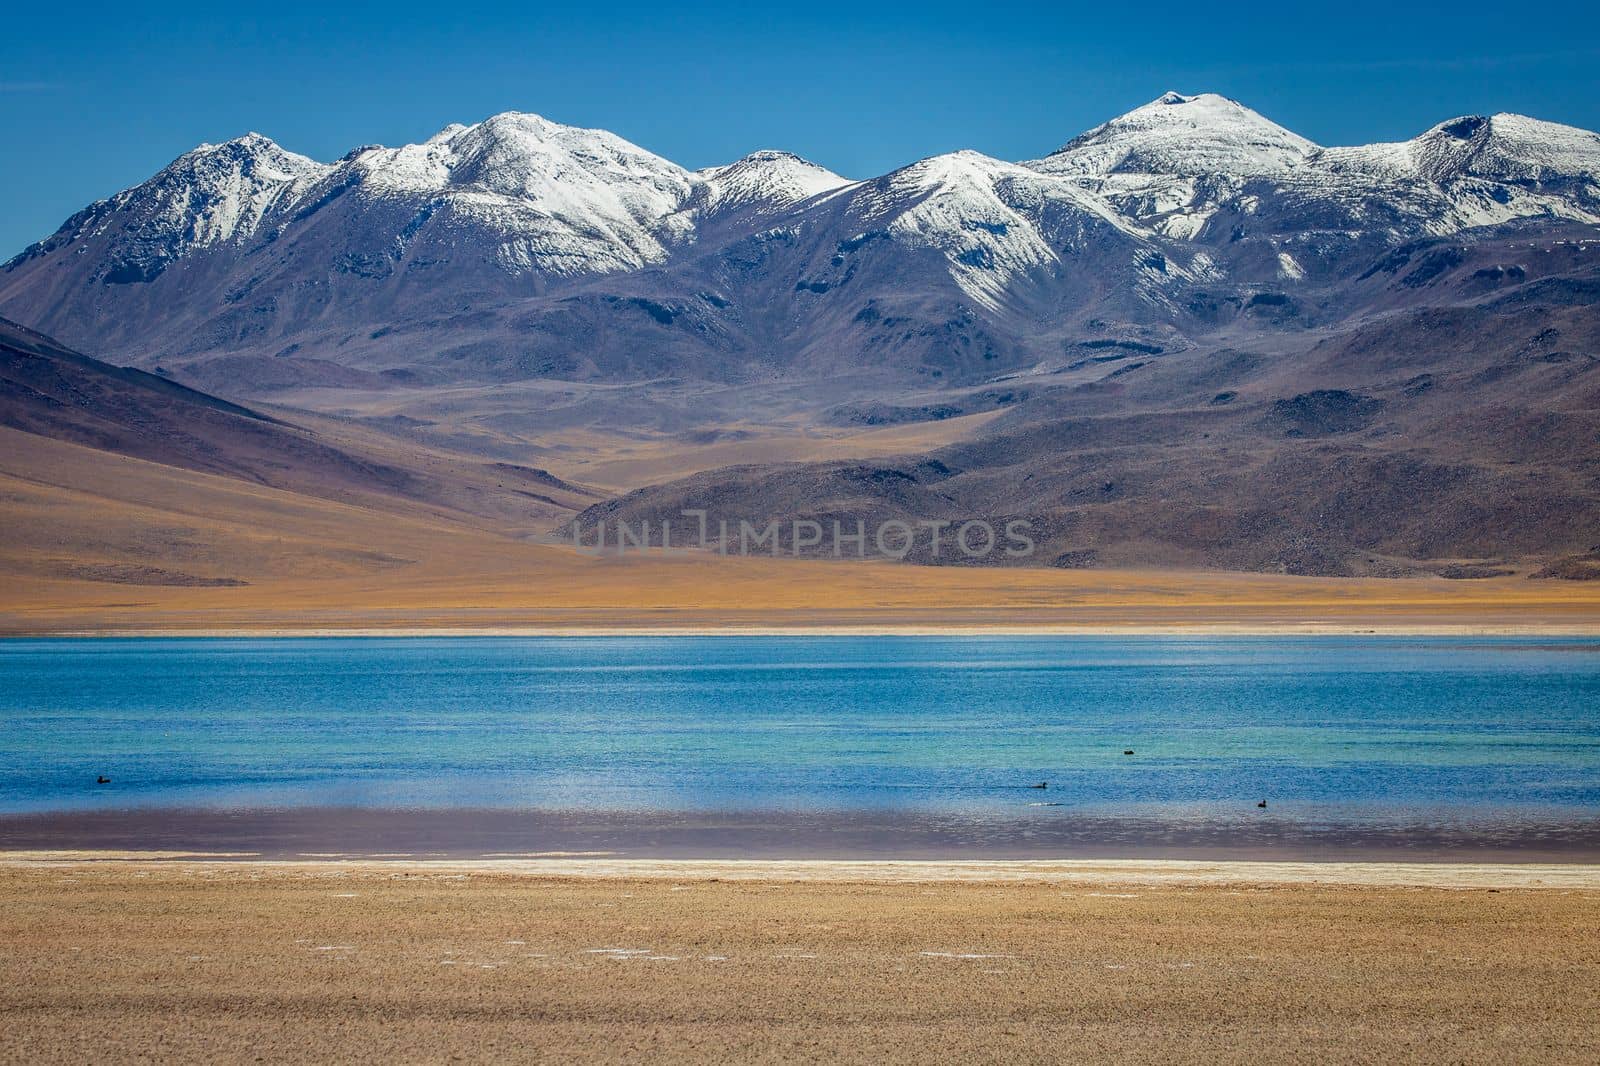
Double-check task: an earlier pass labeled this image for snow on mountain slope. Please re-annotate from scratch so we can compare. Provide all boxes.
[7,112,842,293]
[1411,113,1600,184]
[1025,95,1600,246]
[695,150,851,220]
[1033,92,1317,178]
[314,112,700,276]
[849,149,1194,312]
[1318,114,1600,188]
[158,134,330,245]
[1021,93,1319,244]
[1282,114,1600,236]
[840,151,1066,311]
[7,133,328,283]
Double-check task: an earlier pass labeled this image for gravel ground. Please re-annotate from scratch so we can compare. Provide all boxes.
[2,862,1598,1063]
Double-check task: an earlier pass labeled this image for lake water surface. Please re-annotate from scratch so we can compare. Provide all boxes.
[3,636,1598,858]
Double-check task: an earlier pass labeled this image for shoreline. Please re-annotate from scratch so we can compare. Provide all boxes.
[14,622,1600,637]
[5,853,1600,888]
[7,806,1600,866]
[9,562,1600,639]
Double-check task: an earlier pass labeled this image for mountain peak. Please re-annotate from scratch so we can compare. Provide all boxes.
[698,149,849,217]
[1122,91,1262,116]
[4,129,333,285]
[426,122,470,144]
[470,110,566,136]
[1409,111,1600,183]
[453,110,665,155]
[1033,92,1317,178]
[175,132,323,176]
[403,110,692,208]
[190,131,278,154]
[728,148,816,167]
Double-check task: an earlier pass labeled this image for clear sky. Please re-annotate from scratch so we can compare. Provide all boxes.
[3,1,1598,257]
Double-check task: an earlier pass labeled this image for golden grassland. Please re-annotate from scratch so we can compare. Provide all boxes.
[530,410,1014,491]
[5,427,1600,635]
[1,861,1597,1063]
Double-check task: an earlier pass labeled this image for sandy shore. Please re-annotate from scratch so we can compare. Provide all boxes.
[3,859,1597,1063]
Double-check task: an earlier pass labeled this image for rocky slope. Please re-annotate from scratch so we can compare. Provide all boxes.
[568,226,1600,577]
[0,316,599,525]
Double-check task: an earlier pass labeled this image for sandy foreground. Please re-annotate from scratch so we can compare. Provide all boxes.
[2,859,1598,1064]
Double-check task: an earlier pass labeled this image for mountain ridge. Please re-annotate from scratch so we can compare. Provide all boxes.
[12,97,1597,271]
[4,95,1596,488]
[1,95,1598,580]
[4,94,1596,405]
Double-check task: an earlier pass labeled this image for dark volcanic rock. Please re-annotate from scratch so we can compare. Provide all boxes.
[1266,390,1384,437]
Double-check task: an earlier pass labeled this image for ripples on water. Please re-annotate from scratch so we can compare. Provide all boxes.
[1,637,1597,845]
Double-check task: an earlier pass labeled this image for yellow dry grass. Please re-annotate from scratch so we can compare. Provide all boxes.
[1,862,1597,1063]
[4,427,1600,635]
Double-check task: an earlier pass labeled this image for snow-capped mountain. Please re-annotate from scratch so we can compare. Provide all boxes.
[1032,92,1317,178]
[1406,113,1600,185]
[1025,92,1600,247]
[338,112,701,276]
[19,133,327,284]
[804,149,1164,313]
[2,95,1597,396]
[694,150,850,222]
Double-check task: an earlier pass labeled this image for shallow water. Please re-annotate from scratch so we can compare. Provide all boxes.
[2,637,1598,837]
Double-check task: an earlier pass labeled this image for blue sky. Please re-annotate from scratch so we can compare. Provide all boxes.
[3,1,1598,256]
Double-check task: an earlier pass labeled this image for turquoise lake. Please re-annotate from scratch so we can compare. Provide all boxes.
[2,636,1598,833]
